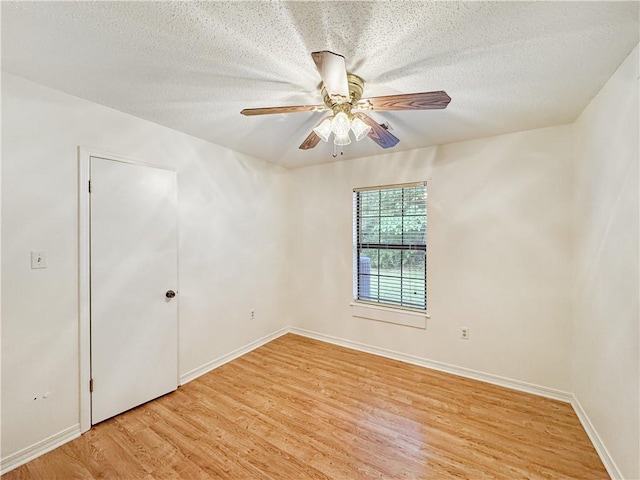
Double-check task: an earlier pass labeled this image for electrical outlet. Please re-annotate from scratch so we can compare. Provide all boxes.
[461,327,469,339]
[31,251,47,269]
[250,309,255,320]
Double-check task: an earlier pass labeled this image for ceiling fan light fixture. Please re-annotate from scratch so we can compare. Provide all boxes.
[333,132,351,146]
[330,111,351,136]
[242,51,450,154]
[313,117,332,142]
[351,117,372,141]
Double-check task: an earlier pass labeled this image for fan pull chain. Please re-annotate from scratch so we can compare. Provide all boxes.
[333,143,337,158]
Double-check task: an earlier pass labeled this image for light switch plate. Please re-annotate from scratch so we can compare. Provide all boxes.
[31,251,47,269]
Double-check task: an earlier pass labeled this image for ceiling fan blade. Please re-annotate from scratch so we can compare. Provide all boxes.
[241,105,327,116]
[299,130,321,150]
[361,91,451,111]
[354,113,399,149]
[311,51,350,100]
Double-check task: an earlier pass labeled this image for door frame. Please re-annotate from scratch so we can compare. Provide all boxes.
[78,147,179,433]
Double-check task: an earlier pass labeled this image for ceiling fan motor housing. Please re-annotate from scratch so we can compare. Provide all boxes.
[322,73,365,116]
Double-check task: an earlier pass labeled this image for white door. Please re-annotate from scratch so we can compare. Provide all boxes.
[90,156,178,425]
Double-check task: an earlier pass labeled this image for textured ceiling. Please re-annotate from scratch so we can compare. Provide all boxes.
[2,1,638,168]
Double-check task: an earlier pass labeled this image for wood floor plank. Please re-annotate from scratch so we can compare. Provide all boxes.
[2,334,609,479]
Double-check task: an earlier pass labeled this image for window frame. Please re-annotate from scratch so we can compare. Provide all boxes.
[353,181,427,313]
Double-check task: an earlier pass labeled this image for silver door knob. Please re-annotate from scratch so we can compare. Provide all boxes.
[166,290,176,299]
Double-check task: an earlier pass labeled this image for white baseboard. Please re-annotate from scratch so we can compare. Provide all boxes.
[1,328,290,475]
[1,326,617,479]
[182,325,573,404]
[571,395,623,479]
[289,327,573,403]
[179,327,289,385]
[291,328,631,478]
[0,424,80,475]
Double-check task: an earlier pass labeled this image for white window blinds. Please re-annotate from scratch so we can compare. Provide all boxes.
[353,182,427,310]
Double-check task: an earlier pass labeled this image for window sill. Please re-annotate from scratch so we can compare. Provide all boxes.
[350,302,429,329]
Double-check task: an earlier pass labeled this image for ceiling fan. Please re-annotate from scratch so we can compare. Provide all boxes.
[241,51,451,155]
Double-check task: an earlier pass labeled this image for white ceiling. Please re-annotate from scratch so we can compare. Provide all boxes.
[2,1,638,169]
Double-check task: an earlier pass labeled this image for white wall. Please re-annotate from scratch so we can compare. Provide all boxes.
[572,45,639,479]
[287,125,574,392]
[1,73,290,460]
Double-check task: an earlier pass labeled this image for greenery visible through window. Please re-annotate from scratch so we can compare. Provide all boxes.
[354,183,427,310]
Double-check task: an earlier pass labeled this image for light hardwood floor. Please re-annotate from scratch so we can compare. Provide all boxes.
[3,334,608,479]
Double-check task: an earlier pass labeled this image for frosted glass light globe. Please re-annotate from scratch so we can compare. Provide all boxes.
[313,117,332,142]
[331,112,351,136]
[351,117,372,141]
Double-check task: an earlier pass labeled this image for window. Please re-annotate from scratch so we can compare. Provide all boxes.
[353,182,427,311]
